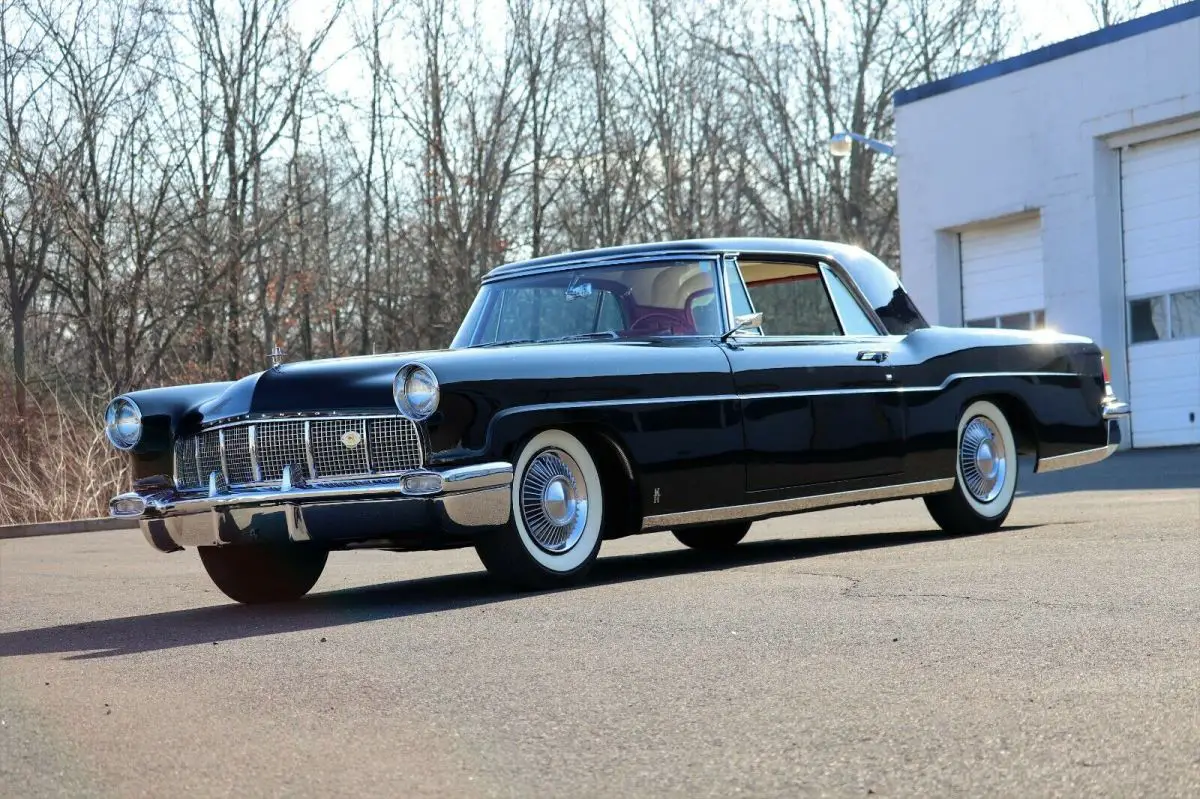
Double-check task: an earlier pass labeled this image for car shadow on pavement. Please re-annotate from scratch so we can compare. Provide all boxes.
[0,525,1038,661]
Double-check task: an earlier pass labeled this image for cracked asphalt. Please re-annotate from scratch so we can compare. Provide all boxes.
[1,449,1197,797]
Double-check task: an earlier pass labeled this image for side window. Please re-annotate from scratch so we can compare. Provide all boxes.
[743,268,841,336]
[687,290,720,334]
[596,291,625,331]
[821,266,880,336]
[723,261,760,333]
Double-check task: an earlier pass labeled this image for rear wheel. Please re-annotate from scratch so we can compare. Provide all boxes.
[198,544,328,604]
[924,400,1018,534]
[474,429,605,590]
[673,521,751,551]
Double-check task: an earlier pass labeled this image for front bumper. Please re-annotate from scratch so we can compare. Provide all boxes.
[110,463,513,553]
[1035,395,1131,473]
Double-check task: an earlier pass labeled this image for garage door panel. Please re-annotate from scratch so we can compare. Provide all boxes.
[1121,141,1200,177]
[1126,268,1200,300]
[1122,228,1200,263]
[1120,196,1200,232]
[1122,130,1200,447]
[960,216,1044,324]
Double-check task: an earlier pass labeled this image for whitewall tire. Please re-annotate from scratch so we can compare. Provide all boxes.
[475,429,605,588]
[924,400,1018,534]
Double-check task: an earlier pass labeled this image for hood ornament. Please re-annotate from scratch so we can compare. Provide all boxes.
[269,345,285,369]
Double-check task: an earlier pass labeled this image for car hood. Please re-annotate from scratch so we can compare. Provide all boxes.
[189,339,726,426]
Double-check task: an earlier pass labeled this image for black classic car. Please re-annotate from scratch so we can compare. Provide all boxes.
[106,239,1130,603]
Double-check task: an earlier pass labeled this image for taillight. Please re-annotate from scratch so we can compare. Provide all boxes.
[1101,351,1111,384]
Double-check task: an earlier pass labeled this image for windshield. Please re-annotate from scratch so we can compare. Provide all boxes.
[452,259,724,347]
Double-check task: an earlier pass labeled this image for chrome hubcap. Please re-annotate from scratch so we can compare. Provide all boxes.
[520,448,589,553]
[960,416,1007,502]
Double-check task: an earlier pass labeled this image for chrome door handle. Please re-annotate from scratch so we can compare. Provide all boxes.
[857,351,888,363]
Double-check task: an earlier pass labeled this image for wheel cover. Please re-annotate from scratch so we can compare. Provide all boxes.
[960,416,1007,503]
[519,448,589,554]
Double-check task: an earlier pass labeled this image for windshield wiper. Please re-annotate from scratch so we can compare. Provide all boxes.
[471,331,619,348]
[549,331,619,342]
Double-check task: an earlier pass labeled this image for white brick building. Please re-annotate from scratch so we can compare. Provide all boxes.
[896,2,1200,448]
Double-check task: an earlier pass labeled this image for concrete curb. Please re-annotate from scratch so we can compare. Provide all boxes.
[0,517,138,540]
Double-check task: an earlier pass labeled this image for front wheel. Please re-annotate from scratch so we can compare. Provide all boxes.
[924,400,1018,534]
[673,521,751,551]
[474,429,605,590]
[198,544,328,604]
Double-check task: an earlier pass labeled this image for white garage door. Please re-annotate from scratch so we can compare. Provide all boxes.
[1122,131,1200,448]
[959,215,1046,330]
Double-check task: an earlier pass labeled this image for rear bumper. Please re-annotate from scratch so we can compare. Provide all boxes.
[110,463,513,553]
[1035,396,1131,474]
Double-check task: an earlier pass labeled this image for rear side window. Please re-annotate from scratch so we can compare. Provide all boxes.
[740,262,841,336]
[821,266,879,336]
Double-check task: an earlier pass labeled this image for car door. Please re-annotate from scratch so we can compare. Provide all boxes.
[720,257,905,492]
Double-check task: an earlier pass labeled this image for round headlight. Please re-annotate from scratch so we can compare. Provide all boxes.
[393,363,440,421]
[104,397,143,450]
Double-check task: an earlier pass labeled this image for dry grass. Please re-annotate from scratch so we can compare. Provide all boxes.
[0,388,125,525]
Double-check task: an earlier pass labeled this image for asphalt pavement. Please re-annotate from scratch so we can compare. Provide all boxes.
[1,449,1197,797]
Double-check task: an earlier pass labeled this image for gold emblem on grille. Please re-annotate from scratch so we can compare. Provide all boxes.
[340,430,362,449]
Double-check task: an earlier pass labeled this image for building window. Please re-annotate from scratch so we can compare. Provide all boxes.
[1170,290,1200,339]
[1129,290,1200,344]
[964,309,1046,330]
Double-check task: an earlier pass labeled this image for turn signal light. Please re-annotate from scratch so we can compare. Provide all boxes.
[401,473,443,496]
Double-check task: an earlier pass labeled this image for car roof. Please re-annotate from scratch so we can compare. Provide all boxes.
[482,238,866,281]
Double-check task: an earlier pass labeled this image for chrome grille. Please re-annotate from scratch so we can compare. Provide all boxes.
[174,437,200,488]
[311,419,369,477]
[196,431,222,485]
[368,418,424,473]
[222,426,254,484]
[256,421,309,482]
[173,415,423,491]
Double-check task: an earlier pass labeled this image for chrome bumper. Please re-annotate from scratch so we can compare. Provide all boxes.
[111,463,513,552]
[1035,395,1131,474]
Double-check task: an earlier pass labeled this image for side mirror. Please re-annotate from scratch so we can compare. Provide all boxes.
[721,312,764,342]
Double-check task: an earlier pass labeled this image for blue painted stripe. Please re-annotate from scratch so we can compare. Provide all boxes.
[894,1,1200,107]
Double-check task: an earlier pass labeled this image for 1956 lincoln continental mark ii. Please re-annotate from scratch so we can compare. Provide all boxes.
[105,239,1130,603]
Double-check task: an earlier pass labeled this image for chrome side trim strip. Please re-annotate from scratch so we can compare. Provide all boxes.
[640,478,955,531]
[1035,443,1118,473]
[494,372,1080,419]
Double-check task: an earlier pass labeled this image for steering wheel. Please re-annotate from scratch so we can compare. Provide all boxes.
[629,312,679,334]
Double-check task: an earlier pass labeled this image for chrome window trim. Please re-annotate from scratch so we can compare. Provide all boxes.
[641,478,955,531]
[725,254,887,340]
[482,250,729,283]
[819,265,850,336]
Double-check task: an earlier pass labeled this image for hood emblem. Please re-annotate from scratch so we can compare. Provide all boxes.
[269,345,285,369]
[340,429,362,450]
